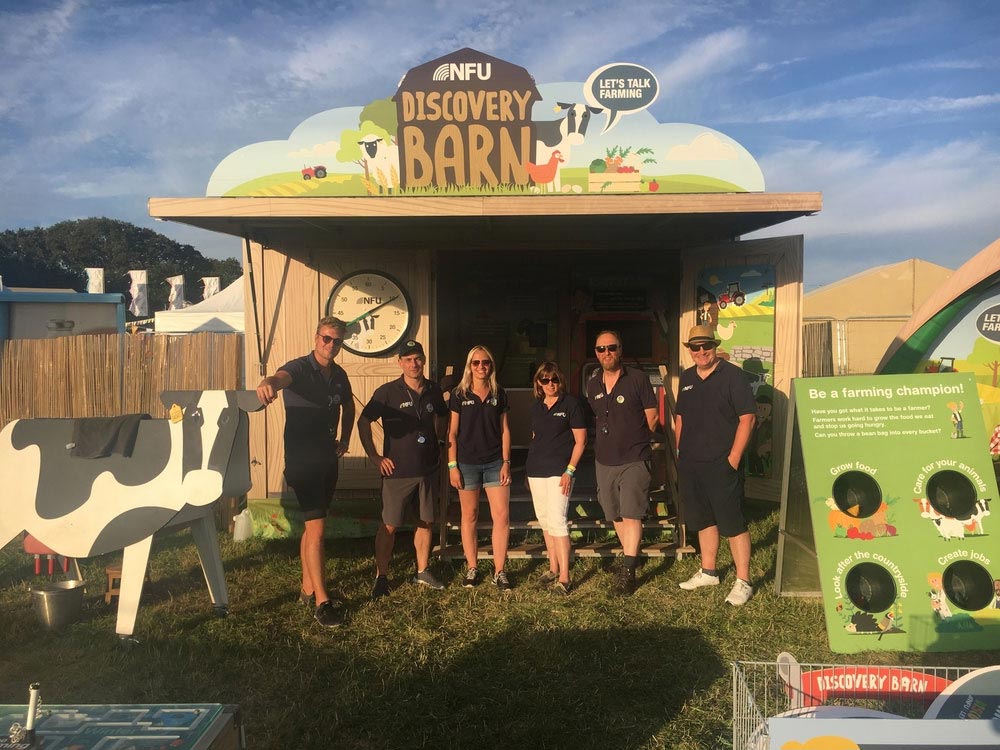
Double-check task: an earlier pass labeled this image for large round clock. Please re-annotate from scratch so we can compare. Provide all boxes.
[325,270,413,357]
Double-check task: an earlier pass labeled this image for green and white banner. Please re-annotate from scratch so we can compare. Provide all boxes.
[793,373,1000,652]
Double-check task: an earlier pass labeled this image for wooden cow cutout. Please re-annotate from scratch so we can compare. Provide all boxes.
[0,390,262,637]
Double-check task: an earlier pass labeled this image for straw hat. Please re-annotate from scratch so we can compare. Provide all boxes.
[683,324,720,347]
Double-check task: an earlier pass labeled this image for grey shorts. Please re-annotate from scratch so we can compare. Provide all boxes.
[595,460,651,521]
[381,474,438,528]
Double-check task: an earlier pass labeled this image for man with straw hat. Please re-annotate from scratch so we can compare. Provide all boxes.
[675,324,757,606]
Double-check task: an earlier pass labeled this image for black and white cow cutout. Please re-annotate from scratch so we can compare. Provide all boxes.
[0,390,262,637]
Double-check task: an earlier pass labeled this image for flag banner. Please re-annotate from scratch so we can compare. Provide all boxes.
[85,267,105,294]
[166,275,185,310]
[201,276,220,300]
[128,270,148,317]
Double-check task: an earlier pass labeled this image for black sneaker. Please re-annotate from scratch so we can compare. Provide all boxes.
[462,567,480,588]
[413,569,445,590]
[314,599,345,628]
[371,576,390,601]
[492,570,512,591]
[611,566,636,597]
[536,570,558,588]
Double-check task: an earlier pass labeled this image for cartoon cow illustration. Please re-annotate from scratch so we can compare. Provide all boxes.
[0,390,261,638]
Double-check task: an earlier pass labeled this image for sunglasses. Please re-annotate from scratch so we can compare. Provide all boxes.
[687,343,716,352]
[318,334,343,346]
[594,344,619,353]
[538,376,560,385]
[471,359,492,367]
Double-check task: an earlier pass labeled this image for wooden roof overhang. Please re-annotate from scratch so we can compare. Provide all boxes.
[149,193,822,253]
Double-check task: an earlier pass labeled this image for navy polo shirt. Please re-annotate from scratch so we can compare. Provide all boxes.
[526,393,587,477]
[362,376,448,477]
[675,359,756,462]
[585,365,657,466]
[278,353,352,462]
[449,386,509,464]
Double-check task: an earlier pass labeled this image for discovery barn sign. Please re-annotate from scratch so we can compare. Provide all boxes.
[394,49,540,189]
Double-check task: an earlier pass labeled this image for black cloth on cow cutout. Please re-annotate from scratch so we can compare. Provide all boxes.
[71,414,150,459]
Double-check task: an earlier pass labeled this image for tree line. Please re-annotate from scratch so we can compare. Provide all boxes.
[0,218,241,316]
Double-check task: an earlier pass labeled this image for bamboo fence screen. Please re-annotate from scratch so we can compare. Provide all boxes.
[0,333,243,426]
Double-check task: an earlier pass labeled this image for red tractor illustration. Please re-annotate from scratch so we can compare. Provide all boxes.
[301,165,327,180]
[717,281,746,309]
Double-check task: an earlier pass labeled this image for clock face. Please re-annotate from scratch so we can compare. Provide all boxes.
[325,271,412,357]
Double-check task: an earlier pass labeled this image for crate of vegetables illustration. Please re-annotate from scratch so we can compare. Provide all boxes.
[588,145,656,193]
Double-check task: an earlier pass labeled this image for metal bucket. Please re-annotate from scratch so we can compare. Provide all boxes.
[31,579,85,630]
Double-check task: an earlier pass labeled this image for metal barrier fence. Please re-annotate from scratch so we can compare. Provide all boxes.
[732,657,976,750]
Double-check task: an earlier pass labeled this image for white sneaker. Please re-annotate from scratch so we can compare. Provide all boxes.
[679,570,720,590]
[725,579,753,606]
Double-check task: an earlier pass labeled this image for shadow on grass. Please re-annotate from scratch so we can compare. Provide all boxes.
[324,623,725,750]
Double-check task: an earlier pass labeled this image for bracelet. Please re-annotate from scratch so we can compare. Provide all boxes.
[447,461,458,469]
[565,466,575,476]
[502,459,511,464]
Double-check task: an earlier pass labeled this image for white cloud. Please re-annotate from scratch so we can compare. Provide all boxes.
[655,28,751,92]
[751,94,1000,123]
[288,141,341,160]
[665,132,738,161]
[761,138,1000,237]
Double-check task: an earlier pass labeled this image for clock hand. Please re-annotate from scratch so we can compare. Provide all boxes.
[346,294,400,326]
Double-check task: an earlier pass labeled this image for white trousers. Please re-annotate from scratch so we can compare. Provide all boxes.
[528,475,571,537]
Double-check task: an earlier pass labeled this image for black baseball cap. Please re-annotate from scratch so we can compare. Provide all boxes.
[397,339,425,358]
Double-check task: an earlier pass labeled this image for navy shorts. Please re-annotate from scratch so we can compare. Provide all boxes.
[284,460,339,522]
[679,457,747,536]
[458,458,503,490]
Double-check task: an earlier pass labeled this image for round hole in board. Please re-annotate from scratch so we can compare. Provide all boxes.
[831,471,882,519]
[942,560,995,611]
[926,470,977,520]
[845,562,897,613]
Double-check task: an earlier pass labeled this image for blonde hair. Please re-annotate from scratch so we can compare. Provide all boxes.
[457,345,498,398]
[532,361,566,399]
[316,316,346,334]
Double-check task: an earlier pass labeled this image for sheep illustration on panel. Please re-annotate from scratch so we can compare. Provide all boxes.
[0,390,262,638]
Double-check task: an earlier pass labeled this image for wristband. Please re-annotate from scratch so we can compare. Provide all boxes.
[565,467,575,476]
[447,461,458,469]
[502,459,511,464]
[567,463,576,473]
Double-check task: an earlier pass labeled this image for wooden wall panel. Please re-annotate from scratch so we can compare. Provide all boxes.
[245,240,436,498]
[680,235,803,503]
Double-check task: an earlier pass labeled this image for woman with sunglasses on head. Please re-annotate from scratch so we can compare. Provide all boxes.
[526,362,587,594]
[448,345,513,590]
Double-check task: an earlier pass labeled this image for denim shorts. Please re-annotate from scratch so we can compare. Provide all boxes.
[458,458,504,489]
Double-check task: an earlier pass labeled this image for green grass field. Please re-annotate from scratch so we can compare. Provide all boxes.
[2,503,997,749]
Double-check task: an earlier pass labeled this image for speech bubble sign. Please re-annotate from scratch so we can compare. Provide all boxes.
[585,63,659,134]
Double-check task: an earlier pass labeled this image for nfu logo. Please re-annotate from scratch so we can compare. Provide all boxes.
[432,62,493,82]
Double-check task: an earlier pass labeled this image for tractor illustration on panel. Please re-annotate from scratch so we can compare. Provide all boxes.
[717,281,745,309]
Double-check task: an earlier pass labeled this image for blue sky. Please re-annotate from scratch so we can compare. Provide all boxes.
[1,0,998,289]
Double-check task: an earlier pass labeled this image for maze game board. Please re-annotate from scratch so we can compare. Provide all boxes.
[0,704,242,750]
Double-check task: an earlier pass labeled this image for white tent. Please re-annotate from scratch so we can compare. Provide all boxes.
[154,276,245,333]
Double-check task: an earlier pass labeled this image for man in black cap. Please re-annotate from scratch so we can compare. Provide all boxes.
[674,324,757,606]
[358,339,450,599]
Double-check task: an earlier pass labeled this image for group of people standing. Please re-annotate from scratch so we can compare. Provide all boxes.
[255,316,757,628]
